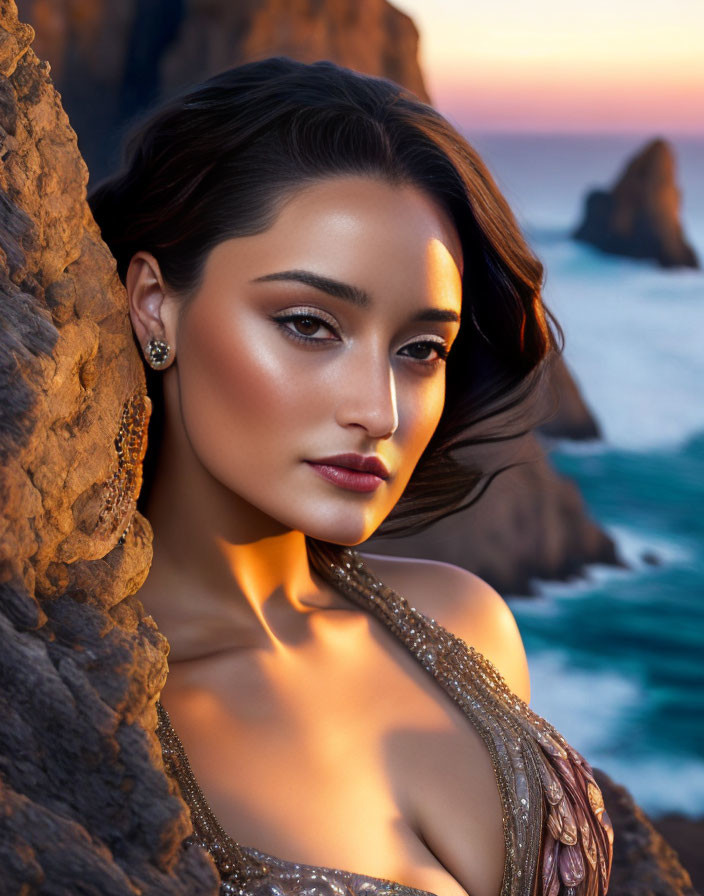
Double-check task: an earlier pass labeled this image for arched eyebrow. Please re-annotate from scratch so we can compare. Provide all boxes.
[251,269,460,324]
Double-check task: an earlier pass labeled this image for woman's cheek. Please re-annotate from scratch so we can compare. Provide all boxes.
[177,309,292,475]
[382,375,443,503]
[406,373,446,456]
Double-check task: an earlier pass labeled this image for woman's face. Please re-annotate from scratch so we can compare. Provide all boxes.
[158,175,463,545]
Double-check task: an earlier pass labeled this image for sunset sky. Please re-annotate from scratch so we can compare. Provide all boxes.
[393,0,704,135]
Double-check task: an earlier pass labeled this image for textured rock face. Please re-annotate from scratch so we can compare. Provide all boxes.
[651,814,704,895]
[593,768,700,896]
[16,0,429,182]
[573,138,700,269]
[0,1,218,891]
[4,3,696,893]
[17,0,618,594]
[160,0,429,102]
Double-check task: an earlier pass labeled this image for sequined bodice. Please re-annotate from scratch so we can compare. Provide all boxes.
[155,541,614,896]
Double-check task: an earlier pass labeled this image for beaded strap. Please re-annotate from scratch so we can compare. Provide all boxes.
[156,699,268,895]
[154,540,614,896]
[307,541,614,896]
[156,703,435,895]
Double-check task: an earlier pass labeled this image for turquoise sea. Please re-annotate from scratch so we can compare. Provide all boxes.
[464,133,704,817]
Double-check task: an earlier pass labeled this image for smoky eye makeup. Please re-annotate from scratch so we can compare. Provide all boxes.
[275,313,449,367]
[270,306,340,344]
[400,337,450,362]
[271,307,452,367]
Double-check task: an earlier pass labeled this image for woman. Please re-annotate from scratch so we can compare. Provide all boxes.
[88,58,613,896]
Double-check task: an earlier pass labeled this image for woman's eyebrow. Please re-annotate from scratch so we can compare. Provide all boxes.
[414,307,460,324]
[251,269,369,306]
[250,269,460,323]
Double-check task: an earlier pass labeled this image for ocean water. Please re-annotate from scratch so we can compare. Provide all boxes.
[463,132,704,817]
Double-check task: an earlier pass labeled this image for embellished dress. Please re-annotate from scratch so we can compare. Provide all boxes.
[155,540,614,896]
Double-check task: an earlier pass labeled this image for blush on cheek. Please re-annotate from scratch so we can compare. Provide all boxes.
[176,301,320,492]
[407,378,446,454]
[382,380,445,505]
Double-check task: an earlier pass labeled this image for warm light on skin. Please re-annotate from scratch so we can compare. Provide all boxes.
[127,178,510,896]
[170,177,462,547]
[127,175,462,654]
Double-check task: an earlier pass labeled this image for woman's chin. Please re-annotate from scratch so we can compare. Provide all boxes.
[301,516,382,548]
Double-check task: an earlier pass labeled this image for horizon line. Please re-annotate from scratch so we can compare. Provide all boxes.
[447,126,704,141]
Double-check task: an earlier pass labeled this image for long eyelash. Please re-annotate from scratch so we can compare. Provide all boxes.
[272,312,337,344]
[273,312,449,365]
[436,345,449,360]
[404,339,450,365]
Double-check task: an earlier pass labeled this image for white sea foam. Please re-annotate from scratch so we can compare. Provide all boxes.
[468,135,704,817]
[538,241,704,452]
[604,522,694,569]
[525,649,642,752]
[470,133,704,452]
[591,756,704,818]
[502,523,691,607]
[525,649,704,817]
[506,567,633,604]
[501,531,693,629]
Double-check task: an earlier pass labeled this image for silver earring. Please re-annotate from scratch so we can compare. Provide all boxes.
[144,337,172,369]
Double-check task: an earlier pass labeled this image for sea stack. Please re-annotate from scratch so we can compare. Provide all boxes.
[573,137,700,269]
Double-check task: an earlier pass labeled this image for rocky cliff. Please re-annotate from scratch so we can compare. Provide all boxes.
[17,0,619,598]
[0,2,218,890]
[573,137,700,269]
[16,0,429,182]
[538,356,601,441]
[594,769,699,896]
[0,2,699,892]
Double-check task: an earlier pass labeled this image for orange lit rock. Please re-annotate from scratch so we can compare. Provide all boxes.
[3,3,696,891]
[0,1,218,890]
[17,0,429,182]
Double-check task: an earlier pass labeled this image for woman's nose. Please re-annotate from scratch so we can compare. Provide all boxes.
[335,353,399,439]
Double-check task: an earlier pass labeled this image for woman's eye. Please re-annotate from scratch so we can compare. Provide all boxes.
[273,312,338,344]
[400,341,450,365]
[288,316,327,338]
[273,313,449,367]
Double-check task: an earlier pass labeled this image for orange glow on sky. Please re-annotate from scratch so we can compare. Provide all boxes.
[392,0,704,134]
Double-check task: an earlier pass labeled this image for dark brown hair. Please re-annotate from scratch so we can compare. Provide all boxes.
[87,56,563,539]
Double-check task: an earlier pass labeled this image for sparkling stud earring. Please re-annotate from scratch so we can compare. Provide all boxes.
[144,336,172,369]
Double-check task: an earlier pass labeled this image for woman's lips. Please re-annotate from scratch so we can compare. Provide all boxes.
[305,461,385,493]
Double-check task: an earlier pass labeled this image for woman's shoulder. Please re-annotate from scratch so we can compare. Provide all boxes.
[357,551,531,705]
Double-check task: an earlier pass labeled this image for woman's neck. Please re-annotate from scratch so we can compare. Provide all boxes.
[136,422,350,662]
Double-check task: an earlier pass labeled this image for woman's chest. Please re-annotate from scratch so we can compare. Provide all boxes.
[160,617,506,896]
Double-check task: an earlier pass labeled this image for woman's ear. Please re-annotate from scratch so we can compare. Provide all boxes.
[125,251,178,361]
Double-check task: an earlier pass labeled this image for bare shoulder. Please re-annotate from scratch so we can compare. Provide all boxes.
[357,551,531,705]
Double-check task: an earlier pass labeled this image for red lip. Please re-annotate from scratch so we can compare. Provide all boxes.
[308,453,390,480]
